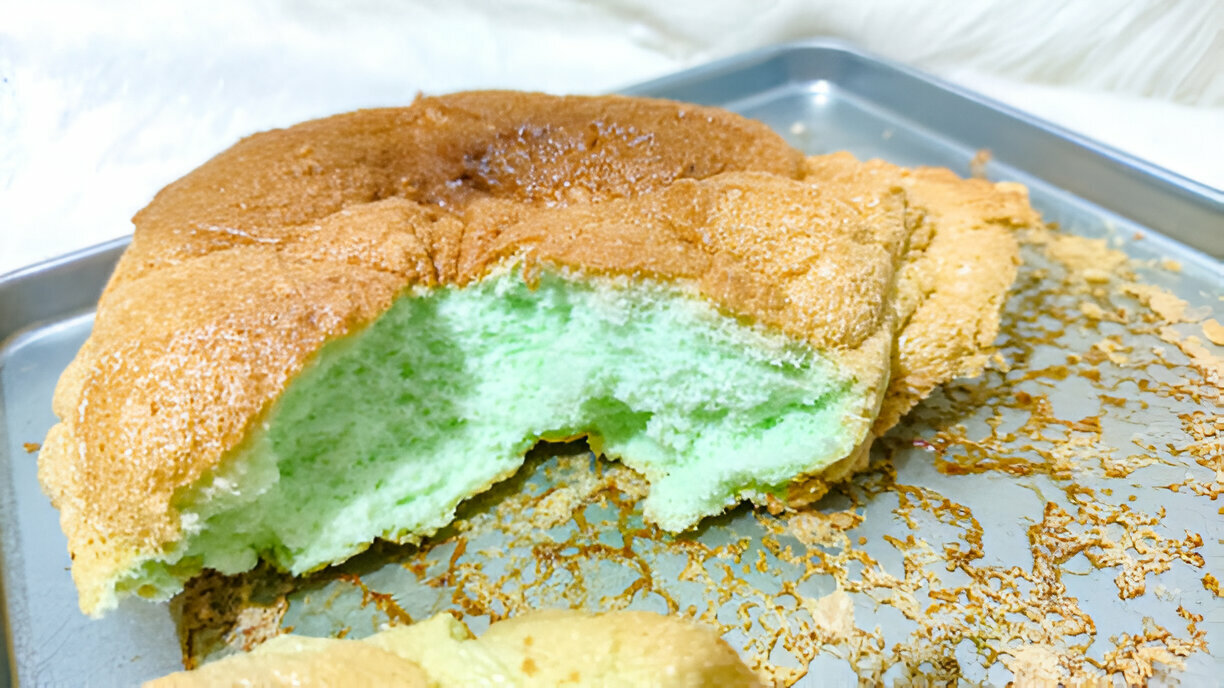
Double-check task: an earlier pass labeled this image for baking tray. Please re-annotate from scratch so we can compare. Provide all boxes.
[2,40,1221,687]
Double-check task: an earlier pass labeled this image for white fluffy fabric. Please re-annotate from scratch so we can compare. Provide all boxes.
[651,0,1223,105]
[1,0,1221,274]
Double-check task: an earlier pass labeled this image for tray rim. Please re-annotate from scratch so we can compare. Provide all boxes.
[626,38,1224,201]
[622,39,1223,260]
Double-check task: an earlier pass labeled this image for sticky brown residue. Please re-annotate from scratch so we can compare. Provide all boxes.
[1204,573,1221,597]
[173,569,293,669]
[336,573,414,627]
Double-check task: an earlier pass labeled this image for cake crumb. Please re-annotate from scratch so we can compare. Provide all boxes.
[1079,301,1123,322]
[22,442,40,453]
[1158,328,1224,381]
[1042,234,1127,278]
[999,645,1062,685]
[1080,302,1105,320]
[1204,573,1221,597]
[1202,318,1224,346]
[970,149,991,179]
[1092,338,1130,365]
[1123,283,1189,323]
[224,600,289,652]
[802,589,854,639]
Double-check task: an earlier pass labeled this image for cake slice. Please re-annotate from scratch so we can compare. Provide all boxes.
[147,609,761,687]
[37,91,1039,616]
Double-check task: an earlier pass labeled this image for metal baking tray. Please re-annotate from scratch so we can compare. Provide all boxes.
[2,40,1221,687]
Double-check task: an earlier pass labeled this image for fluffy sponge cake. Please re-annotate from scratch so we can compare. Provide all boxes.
[37,91,1039,616]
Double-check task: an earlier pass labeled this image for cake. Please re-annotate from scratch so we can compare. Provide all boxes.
[37,91,1039,616]
[146,609,762,687]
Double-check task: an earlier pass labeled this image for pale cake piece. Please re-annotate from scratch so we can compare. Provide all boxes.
[148,637,432,688]
[147,610,762,688]
[38,92,1038,616]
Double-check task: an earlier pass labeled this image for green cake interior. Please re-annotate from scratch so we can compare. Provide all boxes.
[120,267,865,600]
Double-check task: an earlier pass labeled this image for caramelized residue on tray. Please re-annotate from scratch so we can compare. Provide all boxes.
[174,225,1221,686]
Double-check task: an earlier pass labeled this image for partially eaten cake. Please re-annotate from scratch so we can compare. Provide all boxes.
[37,91,1039,616]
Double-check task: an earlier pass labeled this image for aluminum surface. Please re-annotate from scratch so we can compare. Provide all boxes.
[2,40,1221,686]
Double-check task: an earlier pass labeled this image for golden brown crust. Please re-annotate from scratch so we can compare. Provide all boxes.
[111,92,803,287]
[481,171,909,349]
[801,153,1036,431]
[38,92,1037,614]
